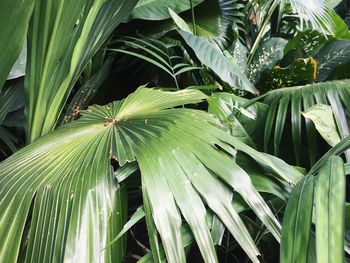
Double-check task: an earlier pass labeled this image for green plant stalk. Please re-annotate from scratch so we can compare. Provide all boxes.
[247,0,280,66]
[189,0,197,35]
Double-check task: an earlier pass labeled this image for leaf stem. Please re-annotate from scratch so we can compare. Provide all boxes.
[247,0,279,66]
[189,0,197,35]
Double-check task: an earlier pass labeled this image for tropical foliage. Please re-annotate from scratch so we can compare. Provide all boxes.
[0,0,349,262]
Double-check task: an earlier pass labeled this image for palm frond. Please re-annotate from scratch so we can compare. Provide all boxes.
[253,79,350,167]
[280,153,347,262]
[280,0,335,34]
[0,87,302,263]
[111,36,201,88]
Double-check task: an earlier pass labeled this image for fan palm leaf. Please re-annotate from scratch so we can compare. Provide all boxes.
[0,87,302,263]
[280,0,335,34]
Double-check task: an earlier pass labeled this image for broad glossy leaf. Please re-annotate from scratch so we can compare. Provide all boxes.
[168,8,193,33]
[331,12,350,39]
[0,0,34,91]
[247,38,287,84]
[126,0,245,50]
[179,30,258,94]
[129,0,204,20]
[224,37,249,73]
[315,40,350,81]
[284,30,327,56]
[187,0,245,49]
[315,156,345,263]
[302,104,341,146]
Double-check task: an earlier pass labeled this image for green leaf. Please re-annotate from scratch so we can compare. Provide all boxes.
[259,58,317,91]
[283,0,335,34]
[138,225,195,263]
[208,92,268,148]
[331,12,350,40]
[187,0,246,49]
[256,79,350,167]
[115,162,139,183]
[315,40,350,81]
[0,0,34,91]
[0,80,24,124]
[129,0,204,20]
[315,156,345,263]
[247,38,288,84]
[62,58,113,124]
[7,42,27,80]
[127,0,245,50]
[25,0,138,142]
[179,30,258,94]
[0,127,128,262]
[224,38,249,73]
[107,206,145,247]
[111,36,199,86]
[236,154,289,201]
[168,8,193,33]
[0,126,19,154]
[0,87,302,263]
[280,176,314,263]
[302,104,341,146]
[310,136,350,175]
[284,30,327,56]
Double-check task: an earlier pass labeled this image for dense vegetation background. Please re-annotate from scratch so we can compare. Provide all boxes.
[0,0,350,262]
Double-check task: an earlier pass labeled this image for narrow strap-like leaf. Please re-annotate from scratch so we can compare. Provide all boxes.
[315,156,345,263]
[291,91,302,165]
[274,94,290,156]
[280,176,314,263]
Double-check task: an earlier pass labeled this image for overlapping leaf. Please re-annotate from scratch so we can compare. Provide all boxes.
[280,176,314,263]
[25,0,138,142]
[0,0,34,91]
[179,31,258,94]
[256,79,350,167]
[129,0,204,20]
[111,36,201,87]
[315,156,346,263]
[0,87,302,263]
